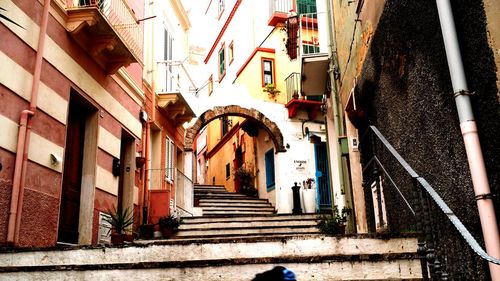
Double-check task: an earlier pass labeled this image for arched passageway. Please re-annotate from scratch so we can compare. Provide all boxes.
[184,105,286,153]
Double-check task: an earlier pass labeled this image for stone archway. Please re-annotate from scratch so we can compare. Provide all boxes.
[185,105,286,153]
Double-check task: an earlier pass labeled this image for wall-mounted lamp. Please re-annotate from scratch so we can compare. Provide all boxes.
[50,153,62,165]
[112,157,121,177]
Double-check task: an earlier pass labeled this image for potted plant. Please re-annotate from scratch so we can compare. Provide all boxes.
[302,178,316,213]
[263,83,281,101]
[233,166,257,197]
[104,206,134,245]
[158,214,181,237]
[316,206,351,235]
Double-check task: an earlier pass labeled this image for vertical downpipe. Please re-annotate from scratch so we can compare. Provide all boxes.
[435,0,500,279]
[7,0,51,246]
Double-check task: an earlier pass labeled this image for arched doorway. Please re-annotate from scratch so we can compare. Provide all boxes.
[184,105,286,153]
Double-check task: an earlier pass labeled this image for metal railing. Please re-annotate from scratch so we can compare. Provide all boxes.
[360,125,500,280]
[156,60,197,94]
[285,72,301,102]
[269,0,294,15]
[175,169,193,217]
[66,0,143,61]
[284,72,322,103]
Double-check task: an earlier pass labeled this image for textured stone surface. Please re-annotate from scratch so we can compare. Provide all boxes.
[184,105,286,152]
[17,189,59,248]
[0,259,421,280]
[0,236,417,267]
[356,0,500,279]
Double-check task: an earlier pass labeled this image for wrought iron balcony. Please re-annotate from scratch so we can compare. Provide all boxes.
[156,60,196,94]
[268,0,294,26]
[156,60,196,125]
[284,72,323,119]
[65,0,144,74]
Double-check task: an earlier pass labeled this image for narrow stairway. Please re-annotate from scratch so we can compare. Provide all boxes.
[171,184,321,240]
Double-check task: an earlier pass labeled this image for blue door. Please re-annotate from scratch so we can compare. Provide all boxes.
[315,142,331,210]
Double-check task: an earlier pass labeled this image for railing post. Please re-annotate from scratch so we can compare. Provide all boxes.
[421,188,437,279]
[373,165,385,230]
[412,177,429,280]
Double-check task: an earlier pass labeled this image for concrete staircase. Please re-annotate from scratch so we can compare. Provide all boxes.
[173,184,321,239]
[0,184,423,280]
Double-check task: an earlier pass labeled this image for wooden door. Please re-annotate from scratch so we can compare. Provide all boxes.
[58,105,85,244]
[233,147,243,193]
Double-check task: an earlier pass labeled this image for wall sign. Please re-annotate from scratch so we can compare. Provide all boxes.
[294,159,308,174]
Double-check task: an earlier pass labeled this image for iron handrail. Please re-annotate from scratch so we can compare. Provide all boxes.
[365,125,500,265]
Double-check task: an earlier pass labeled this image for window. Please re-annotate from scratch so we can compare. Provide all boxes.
[265,148,275,191]
[262,59,274,86]
[165,137,175,181]
[218,0,225,16]
[228,41,234,65]
[297,0,316,14]
[218,45,226,80]
[163,28,174,92]
[208,75,213,95]
[303,44,320,55]
[225,163,230,179]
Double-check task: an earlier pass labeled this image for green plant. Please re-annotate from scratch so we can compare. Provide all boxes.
[233,166,257,196]
[317,206,352,235]
[158,214,181,230]
[104,207,134,235]
[0,7,24,28]
[263,83,280,100]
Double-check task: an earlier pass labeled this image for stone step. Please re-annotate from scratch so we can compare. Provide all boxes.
[194,184,226,189]
[0,236,422,280]
[194,187,228,192]
[181,214,318,224]
[199,201,271,206]
[194,192,248,198]
[174,225,320,237]
[179,219,318,230]
[199,198,270,204]
[202,210,275,216]
[200,204,274,212]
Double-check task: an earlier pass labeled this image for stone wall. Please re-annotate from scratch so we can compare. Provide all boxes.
[356,0,500,279]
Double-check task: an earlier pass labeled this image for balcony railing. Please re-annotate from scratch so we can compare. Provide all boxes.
[156,60,197,94]
[269,0,295,14]
[285,72,323,103]
[285,72,301,102]
[66,0,143,62]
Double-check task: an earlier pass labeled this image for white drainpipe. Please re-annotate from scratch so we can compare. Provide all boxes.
[436,0,500,279]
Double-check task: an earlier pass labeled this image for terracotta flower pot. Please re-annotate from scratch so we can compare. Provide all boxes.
[111,233,126,245]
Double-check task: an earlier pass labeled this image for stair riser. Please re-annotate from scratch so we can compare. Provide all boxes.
[0,237,418,267]
[200,207,275,211]
[199,199,270,204]
[0,259,423,280]
[194,193,248,198]
[179,220,318,230]
[202,211,275,215]
[182,215,319,224]
[199,202,271,207]
[175,227,320,236]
